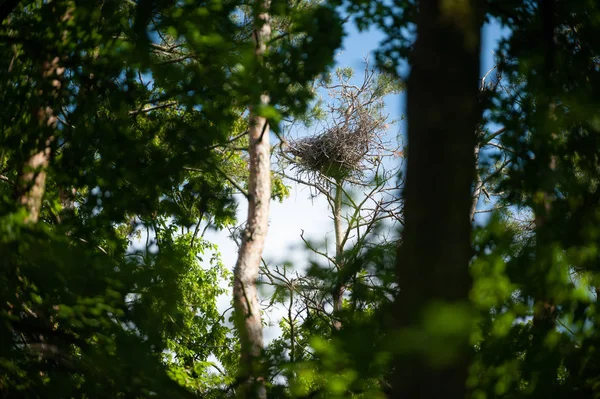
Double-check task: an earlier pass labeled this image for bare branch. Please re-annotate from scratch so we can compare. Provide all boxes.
[129,101,178,115]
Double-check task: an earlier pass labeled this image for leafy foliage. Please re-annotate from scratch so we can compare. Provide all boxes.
[0,0,341,396]
[3,0,600,398]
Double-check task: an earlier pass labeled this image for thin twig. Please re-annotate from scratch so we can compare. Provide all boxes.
[129,101,178,115]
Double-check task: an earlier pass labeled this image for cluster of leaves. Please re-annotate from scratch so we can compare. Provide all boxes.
[0,0,343,397]
[468,1,600,397]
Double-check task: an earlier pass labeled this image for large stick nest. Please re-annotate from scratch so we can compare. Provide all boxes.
[286,111,380,180]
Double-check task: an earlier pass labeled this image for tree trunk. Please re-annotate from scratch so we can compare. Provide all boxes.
[17,139,52,224]
[332,178,344,330]
[393,1,482,398]
[17,55,63,224]
[232,1,271,397]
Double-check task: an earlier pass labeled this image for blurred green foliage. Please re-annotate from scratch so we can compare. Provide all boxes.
[2,0,600,398]
[0,0,341,397]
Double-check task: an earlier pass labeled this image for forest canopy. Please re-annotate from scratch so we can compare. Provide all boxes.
[1,0,600,398]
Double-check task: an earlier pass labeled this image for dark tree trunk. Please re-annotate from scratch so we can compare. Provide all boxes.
[393,1,483,398]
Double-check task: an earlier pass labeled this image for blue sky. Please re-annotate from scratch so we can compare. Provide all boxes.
[333,18,511,137]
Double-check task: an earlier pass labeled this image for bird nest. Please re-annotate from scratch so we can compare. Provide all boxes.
[286,112,379,180]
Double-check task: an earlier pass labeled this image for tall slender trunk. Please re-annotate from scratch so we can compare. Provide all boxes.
[232,1,271,397]
[393,1,482,398]
[17,55,63,224]
[17,139,52,224]
[332,178,344,330]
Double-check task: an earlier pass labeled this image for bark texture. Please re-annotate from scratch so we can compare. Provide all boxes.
[17,56,63,224]
[232,2,271,397]
[17,139,52,224]
[393,1,482,398]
